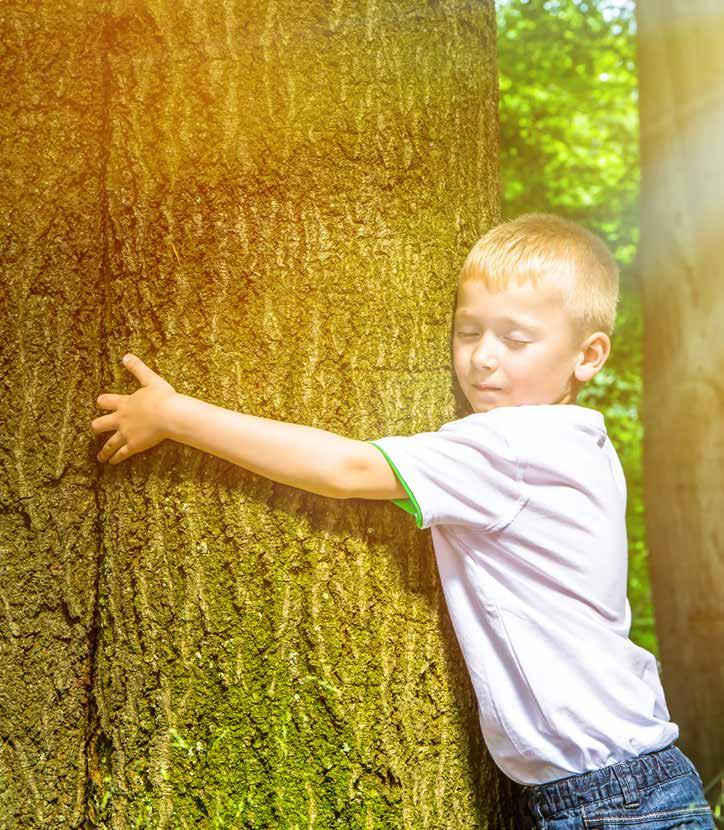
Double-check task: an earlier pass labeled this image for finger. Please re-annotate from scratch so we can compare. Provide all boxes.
[97,434,126,463]
[122,353,157,386]
[91,414,117,435]
[108,444,132,465]
[96,393,123,410]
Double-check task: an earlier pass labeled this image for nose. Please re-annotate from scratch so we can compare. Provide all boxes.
[475,353,499,370]
[472,334,500,371]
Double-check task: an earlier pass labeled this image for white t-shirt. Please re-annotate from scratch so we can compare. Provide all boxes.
[368,403,679,785]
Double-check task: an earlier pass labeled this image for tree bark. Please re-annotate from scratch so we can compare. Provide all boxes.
[0,1,511,826]
[636,0,724,799]
[0,2,108,827]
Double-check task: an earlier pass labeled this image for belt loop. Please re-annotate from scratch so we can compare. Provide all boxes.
[532,798,548,830]
[612,763,639,808]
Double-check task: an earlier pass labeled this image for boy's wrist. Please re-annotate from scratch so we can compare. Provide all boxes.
[163,392,195,443]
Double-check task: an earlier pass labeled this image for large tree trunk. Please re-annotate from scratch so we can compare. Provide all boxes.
[635,1,724,799]
[0,2,108,827]
[0,1,510,826]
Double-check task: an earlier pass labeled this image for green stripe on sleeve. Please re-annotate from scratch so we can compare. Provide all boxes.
[366,440,424,529]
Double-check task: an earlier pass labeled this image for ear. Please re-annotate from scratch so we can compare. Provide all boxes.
[574,332,610,383]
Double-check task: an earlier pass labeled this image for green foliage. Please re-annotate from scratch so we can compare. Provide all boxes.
[497,0,639,268]
[496,0,659,655]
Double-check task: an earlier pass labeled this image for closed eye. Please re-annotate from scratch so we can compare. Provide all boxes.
[455,331,530,346]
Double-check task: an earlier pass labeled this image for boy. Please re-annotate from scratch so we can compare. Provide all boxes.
[91,213,714,829]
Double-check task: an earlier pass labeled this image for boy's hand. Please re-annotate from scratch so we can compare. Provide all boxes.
[91,353,178,465]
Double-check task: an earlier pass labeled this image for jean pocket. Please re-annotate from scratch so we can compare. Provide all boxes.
[581,772,715,830]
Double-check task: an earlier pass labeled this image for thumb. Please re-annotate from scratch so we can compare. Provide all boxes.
[122,353,157,385]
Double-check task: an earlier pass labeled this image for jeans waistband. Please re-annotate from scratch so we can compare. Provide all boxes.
[520,743,693,820]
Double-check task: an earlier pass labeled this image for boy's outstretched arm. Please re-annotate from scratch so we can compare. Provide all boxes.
[91,353,406,503]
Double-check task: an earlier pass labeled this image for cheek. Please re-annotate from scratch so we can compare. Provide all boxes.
[453,351,472,386]
[522,348,568,381]
[506,350,545,382]
[453,356,465,382]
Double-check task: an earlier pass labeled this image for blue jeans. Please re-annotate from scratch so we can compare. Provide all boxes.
[515,743,716,830]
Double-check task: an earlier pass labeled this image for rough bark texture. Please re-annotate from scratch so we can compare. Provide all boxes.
[0,2,108,827]
[635,0,724,799]
[0,1,515,827]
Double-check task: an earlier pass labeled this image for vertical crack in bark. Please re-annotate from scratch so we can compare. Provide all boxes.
[83,5,115,826]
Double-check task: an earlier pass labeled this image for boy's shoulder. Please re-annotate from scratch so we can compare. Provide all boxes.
[441,404,610,467]
[445,404,606,436]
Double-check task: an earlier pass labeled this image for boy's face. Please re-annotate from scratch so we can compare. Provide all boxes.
[453,278,591,413]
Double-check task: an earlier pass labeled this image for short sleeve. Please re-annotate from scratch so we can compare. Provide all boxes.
[366,415,528,531]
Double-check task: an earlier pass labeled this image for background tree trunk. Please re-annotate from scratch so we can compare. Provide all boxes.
[635,0,724,800]
[0,1,512,826]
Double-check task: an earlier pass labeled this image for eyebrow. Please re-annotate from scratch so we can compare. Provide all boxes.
[453,311,543,332]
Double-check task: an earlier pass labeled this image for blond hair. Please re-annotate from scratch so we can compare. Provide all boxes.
[457,213,620,343]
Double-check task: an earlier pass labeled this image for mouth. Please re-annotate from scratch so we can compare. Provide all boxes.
[473,384,500,392]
